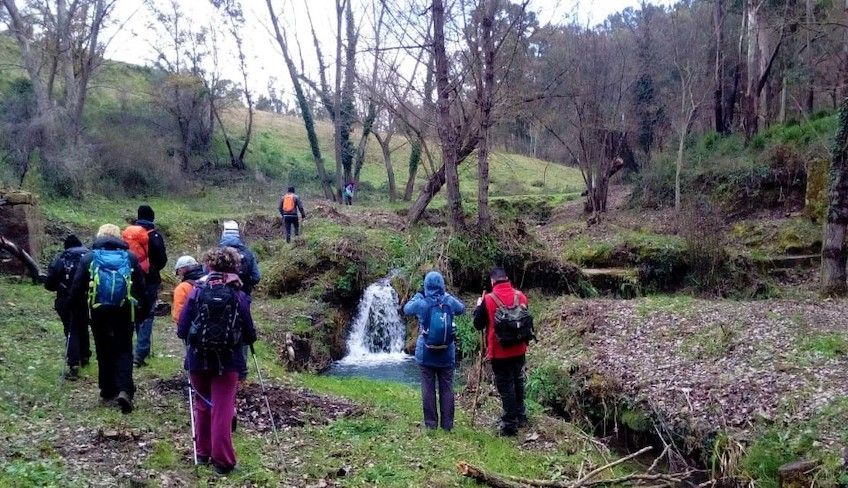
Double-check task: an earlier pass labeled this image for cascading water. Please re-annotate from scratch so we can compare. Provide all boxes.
[328,271,419,384]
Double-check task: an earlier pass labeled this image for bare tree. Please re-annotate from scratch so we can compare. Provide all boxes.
[822,97,848,296]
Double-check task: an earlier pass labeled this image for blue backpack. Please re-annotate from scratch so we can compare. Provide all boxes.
[88,249,135,316]
[422,298,454,350]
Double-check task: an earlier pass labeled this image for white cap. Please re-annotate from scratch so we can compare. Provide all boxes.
[222,220,239,237]
[174,255,198,273]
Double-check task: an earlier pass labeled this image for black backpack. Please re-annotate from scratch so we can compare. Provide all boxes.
[59,249,86,291]
[490,291,535,346]
[188,282,242,353]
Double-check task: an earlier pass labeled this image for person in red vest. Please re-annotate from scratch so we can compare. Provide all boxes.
[473,267,530,436]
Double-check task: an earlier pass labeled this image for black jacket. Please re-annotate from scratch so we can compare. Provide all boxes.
[135,219,167,285]
[44,246,89,307]
[70,236,148,319]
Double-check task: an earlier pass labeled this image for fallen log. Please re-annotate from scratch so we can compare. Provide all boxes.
[0,234,45,283]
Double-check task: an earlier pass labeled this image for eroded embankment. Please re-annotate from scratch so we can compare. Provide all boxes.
[529,296,848,483]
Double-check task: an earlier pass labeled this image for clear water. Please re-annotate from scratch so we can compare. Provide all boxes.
[327,273,419,385]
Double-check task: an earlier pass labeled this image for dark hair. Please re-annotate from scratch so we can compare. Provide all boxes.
[490,267,509,283]
[137,204,155,221]
[287,186,295,193]
[204,246,242,273]
[64,234,82,249]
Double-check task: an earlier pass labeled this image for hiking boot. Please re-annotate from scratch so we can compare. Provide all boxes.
[81,357,91,367]
[133,359,148,368]
[518,416,530,428]
[196,455,210,466]
[213,463,238,476]
[64,366,80,381]
[231,416,237,432]
[498,422,518,437]
[116,391,133,414]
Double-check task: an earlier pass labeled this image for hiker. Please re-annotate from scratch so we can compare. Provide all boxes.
[403,271,466,431]
[279,186,306,243]
[343,182,355,206]
[70,224,147,413]
[172,255,205,325]
[473,267,533,436]
[177,247,257,475]
[123,204,167,368]
[218,221,260,295]
[44,234,90,380]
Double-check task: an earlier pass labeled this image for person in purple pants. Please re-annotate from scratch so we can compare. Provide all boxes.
[403,271,465,431]
[177,247,256,475]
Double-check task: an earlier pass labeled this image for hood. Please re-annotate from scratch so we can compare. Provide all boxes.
[183,265,206,282]
[218,235,245,248]
[92,236,128,250]
[135,219,155,230]
[199,271,243,288]
[424,271,446,298]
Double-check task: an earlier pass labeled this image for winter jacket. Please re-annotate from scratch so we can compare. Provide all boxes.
[44,245,89,309]
[135,219,167,285]
[473,281,529,360]
[69,237,147,320]
[279,192,306,219]
[403,272,466,368]
[176,272,257,374]
[218,235,261,295]
[171,265,206,324]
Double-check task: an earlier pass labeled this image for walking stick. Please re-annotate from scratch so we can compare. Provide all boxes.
[249,344,285,471]
[470,330,486,426]
[58,333,71,389]
[186,374,199,470]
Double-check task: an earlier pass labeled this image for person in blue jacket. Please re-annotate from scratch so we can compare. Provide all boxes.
[403,271,465,431]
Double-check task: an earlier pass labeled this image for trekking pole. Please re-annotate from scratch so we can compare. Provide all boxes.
[58,333,71,390]
[470,330,486,426]
[249,344,285,471]
[186,374,199,470]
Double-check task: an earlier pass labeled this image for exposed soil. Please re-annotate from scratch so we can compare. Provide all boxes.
[155,377,360,431]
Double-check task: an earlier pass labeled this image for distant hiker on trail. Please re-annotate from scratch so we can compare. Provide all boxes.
[279,186,306,243]
[44,234,90,380]
[177,247,257,476]
[473,267,533,437]
[343,182,355,206]
[70,224,147,414]
[172,255,204,325]
[218,221,260,295]
[218,220,260,380]
[403,271,466,432]
[123,204,167,368]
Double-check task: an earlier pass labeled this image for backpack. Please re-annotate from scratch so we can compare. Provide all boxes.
[490,291,535,347]
[187,282,242,353]
[422,297,454,350]
[122,225,151,274]
[88,249,135,314]
[281,194,296,213]
[59,249,85,291]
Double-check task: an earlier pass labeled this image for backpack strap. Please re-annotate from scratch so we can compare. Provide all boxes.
[488,292,510,309]
[513,290,520,308]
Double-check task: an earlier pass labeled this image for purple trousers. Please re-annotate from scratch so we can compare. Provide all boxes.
[190,371,239,470]
[419,365,454,431]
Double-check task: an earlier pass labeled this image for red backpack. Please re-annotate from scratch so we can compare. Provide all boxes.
[122,225,150,273]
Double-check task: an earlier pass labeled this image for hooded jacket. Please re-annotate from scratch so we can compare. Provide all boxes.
[171,265,206,324]
[44,245,89,308]
[403,271,466,368]
[176,272,257,374]
[473,280,528,360]
[69,236,147,319]
[218,235,261,295]
[135,219,167,285]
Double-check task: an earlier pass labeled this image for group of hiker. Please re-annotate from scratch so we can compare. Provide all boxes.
[404,267,533,437]
[40,185,533,478]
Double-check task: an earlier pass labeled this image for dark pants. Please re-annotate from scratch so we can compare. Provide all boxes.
[419,365,455,431]
[343,195,352,205]
[134,282,160,362]
[91,307,135,400]
[491,355,526,432]
[283,216,300,243]
[57,300,90,367]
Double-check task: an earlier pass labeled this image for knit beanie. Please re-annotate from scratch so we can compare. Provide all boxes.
[63,234,82,250]
[222,220,240,238]
[137,204,155,222]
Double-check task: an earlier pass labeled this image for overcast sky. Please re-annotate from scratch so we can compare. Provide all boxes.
[104,0,678,102]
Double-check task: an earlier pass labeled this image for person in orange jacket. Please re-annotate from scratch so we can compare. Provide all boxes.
[172,256,205,325]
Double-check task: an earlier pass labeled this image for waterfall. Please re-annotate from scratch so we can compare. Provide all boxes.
[337,272,410,364]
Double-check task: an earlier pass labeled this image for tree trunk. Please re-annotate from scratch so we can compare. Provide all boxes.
[805,0,815,115]
[476,0,496,234]
[431,0,466,232]
[333,0,346,200]
[714,0,726,134]
[403,137,422,202]
[408,164,446,224]
[744,0,760,140]
[779,75,787,124]
[265,0,334,200]
[822,97,848,296]
[375,132,397,202]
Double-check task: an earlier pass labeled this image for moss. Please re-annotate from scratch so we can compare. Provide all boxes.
[619,407,651,432]
[804,158,829,222]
